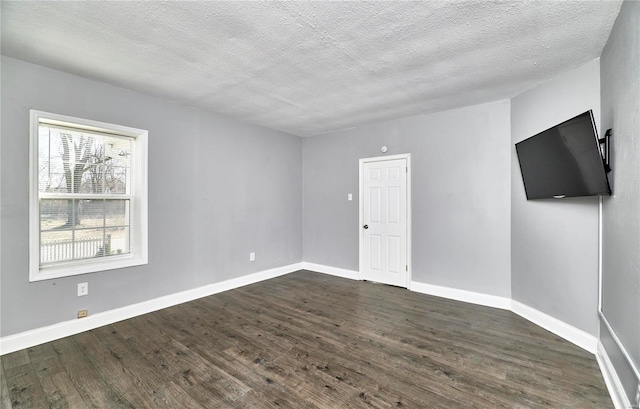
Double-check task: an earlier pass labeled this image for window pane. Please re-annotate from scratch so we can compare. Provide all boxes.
[40,199,131,230]
[105,137,131,194]
[41,228,111,264]
[81,139,114,194]
[40,199,130,263]
[60,129,94,193]
[104,200,129,227]
[107,166,129,194]
[40,230,74,263]
[39,169,67,193]
[38,129,67,193]
[39,125,132,195]
[40,199,77,230]
[78,200,105,228]
[106,137,132,167]
[73,199,130,228]
[106,226,130,256]
[77,229,110,260]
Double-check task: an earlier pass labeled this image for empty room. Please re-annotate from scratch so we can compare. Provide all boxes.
[1,1,638,408]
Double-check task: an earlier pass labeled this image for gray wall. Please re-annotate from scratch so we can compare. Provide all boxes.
[303,101,512,297]
[510,59,601,336]
[600,0,640,403]
[0,57,302,337]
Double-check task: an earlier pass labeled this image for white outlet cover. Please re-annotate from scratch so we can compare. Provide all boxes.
[249,252,256,261]
[77,282,88,297]
[348,193,353,201]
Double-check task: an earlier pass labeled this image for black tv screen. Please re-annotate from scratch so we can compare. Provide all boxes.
[515,110,611,200]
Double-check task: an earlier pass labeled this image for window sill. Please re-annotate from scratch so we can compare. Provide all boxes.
[29,254,148,282]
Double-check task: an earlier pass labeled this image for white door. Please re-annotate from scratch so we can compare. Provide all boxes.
[360,156,409,287]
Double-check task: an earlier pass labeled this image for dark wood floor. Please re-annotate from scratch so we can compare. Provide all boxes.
[1,270,612,408]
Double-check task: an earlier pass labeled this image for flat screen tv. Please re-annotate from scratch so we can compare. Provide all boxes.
[515,110,611,200]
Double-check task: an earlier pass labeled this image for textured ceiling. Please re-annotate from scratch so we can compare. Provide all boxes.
[1,1,622,137]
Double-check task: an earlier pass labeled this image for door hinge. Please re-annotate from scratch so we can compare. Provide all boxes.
[406,265,408,272]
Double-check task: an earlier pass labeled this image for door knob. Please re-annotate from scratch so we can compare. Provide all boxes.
[363,225,368,229]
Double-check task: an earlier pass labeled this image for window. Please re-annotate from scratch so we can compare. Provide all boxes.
[29,110,148,281]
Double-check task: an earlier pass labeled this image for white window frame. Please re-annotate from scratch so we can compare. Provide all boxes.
[29,110,148,281]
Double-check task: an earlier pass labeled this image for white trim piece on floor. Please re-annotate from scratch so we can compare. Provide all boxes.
[301,262,360,280]
[1,260,603,363]
[410,281,511,310]
[596,341,634,409]
[0,262,303,356]
[293,263,600,357]
[511,300,598,354]
[599,340,635,409]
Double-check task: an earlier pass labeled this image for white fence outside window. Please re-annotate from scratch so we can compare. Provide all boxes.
[41,235,111,264]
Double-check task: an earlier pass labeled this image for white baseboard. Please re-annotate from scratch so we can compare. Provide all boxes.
[0,262,303,355]
[302,264,597,357]
[597,341,634,409]
[0,259,624,407]
[0,261,601,365]
[301,262,360,280]
[410,281,598,355]
[410,281,511,310]
[511,300,598,354]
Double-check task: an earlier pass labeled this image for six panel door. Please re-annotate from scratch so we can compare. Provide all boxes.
[361,158,408,287]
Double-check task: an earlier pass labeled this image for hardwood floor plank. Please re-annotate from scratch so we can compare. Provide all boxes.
[209,285,525,408]
[3,363,49,408]
[1,350,31,371]
[47,371,88,409]
[53,335,135,408]
[27,344,65,380]
[150,380,207,409]
[223,283,533,407]
[90,325,188,407]
[214,294,465,407]
[0,360,13,409]
[72,330,159,409]
[1,271,613,408]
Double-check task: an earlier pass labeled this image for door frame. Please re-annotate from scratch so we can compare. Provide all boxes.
[358,153,412,288]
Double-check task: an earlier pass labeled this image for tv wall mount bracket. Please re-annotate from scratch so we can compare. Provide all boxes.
[599,129,612,173]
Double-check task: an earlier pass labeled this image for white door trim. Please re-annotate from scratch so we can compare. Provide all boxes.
[359,153,412,287]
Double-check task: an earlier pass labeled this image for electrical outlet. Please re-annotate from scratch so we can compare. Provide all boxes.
[77,282,88,296]
[77,310,88,319]
[249,252,256,262]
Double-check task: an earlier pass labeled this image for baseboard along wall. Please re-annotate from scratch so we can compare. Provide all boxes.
[596,341,634,409]
[0,260,616,406]
[0,262,303,355]
[1,262,598,356]
[409,281,511,310]
[510,300,598,354]
[2,262,624,407]
[300,262,360,280]
[303,263,598,354]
